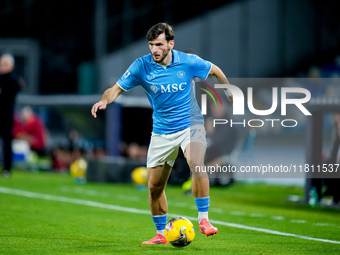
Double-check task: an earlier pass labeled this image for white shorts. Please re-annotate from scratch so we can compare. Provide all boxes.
[147,125,206,168]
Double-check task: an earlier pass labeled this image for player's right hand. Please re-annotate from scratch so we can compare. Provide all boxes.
[91,100,107,118]
[224,89,233,105]
[227,95,233,104]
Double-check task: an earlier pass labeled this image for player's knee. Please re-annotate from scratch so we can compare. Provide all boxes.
[188,158,204,171]
[148,183,164,199]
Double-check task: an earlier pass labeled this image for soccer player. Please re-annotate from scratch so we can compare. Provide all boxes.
[91,23,232,244]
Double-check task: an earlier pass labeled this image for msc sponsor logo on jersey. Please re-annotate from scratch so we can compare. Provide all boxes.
[160,82,187,93]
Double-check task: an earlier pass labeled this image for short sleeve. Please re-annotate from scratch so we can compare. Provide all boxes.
[117,60,141,91]
[191,55,212,80]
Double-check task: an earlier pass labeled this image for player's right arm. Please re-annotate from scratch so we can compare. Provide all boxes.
[209,63,233,104]
[91,83,124,118]
[92,59,141,118]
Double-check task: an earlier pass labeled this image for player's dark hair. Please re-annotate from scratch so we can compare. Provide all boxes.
[146,23,174,42]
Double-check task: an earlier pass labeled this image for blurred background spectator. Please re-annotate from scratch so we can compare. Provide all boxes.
[13,106,47,156]
[0,53,24,177]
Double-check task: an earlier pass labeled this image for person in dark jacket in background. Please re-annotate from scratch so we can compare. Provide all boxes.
[0,53,24,177]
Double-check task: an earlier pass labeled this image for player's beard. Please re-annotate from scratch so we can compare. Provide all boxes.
[152,47,170,64]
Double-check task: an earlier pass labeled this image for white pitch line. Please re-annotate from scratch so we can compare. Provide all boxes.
[0,186,339,245]
[291,219,307,224]
[271,216,285,221]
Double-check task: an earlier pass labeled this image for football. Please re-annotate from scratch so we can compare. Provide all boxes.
[165,217,195,247]
[70,158,87,184]
[131,167,148,185]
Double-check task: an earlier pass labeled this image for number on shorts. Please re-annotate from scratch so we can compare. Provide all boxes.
[190,129,197,138]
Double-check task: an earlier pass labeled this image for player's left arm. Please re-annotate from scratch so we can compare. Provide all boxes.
[209,63,233,104]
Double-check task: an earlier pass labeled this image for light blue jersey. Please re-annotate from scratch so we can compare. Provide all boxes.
[117,50,212,134]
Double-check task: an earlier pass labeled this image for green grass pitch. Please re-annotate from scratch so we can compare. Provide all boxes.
[0,170,339,254]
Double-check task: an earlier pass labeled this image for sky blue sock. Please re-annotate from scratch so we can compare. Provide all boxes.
[152,214,168,231]
[195,196,210,212]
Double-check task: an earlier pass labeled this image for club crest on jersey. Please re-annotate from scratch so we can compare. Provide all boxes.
[123,70,130,79]
[177,70,185,78]
[150,84,159,93]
